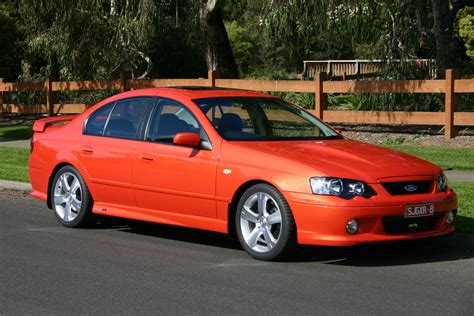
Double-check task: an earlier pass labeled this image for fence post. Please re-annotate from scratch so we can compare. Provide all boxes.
[208,70,216,87]
[45,75,54,116]
[315,72,327,119]
[445,69,460,140]
[120,72,132,92]
[0,78,4,119]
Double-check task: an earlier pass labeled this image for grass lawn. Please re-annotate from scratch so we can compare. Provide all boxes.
[0,124,33,140]
[0,147,30,182]
[449,182,474,233]
[387,145,474,170]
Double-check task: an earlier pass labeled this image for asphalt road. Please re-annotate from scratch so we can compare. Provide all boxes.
[1,192,473,315]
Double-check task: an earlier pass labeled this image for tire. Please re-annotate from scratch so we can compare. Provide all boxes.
[236,183,297,261]
[50,165,94,228]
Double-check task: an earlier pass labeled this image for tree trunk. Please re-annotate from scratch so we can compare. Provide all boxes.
[199,0,239,79]
[431,0,470,73]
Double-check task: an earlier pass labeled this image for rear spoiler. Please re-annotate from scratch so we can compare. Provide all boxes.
[32,115,78,133]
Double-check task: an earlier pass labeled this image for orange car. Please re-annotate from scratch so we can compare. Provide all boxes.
[29,88,457,260]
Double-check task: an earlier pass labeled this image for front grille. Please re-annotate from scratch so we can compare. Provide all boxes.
[381,180,433,195]
[382,212,444,234]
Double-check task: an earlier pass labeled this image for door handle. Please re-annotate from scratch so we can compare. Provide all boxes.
[81,146,93,154]
[139,153,154,161]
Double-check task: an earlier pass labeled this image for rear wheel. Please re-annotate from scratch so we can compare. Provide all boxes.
[236,184,297,261]
[51,165,93,228]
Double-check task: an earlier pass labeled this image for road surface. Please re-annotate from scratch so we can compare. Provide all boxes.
[1,192,473,315]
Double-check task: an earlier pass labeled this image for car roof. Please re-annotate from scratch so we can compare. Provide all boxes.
[114,87,276,101]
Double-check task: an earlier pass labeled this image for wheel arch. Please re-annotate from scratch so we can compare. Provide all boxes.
[47,161,93,209]
[227,179,277,240]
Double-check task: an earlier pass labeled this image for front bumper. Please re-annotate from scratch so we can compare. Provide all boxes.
[285,189,457,246]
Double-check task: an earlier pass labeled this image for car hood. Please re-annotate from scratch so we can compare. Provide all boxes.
[230,139,440,183]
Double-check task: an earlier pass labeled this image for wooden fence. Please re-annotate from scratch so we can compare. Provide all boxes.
[1,69,473,139]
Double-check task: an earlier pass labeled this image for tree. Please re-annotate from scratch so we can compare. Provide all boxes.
[458,6,474,58]
[431,0,474,72]
[194,0,239,78]
[247,1,393,71]
[226,21,254,74]
[0,4,21,81]
[232,0,440,78]
[17,0,159,80]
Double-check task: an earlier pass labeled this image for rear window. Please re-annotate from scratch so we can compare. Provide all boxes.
[84,97,152,139]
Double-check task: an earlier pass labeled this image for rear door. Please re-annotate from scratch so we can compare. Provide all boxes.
[78,97,153,207]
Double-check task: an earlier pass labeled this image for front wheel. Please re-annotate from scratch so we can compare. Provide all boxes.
[50,165,94,228]
[236,184,297,261]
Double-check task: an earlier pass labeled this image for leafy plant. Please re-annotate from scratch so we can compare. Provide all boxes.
[380,136,406,146]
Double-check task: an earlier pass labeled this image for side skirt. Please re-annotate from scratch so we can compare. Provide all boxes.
[92,202,228,234]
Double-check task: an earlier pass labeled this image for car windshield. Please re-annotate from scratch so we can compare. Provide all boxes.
[193,97,341,141]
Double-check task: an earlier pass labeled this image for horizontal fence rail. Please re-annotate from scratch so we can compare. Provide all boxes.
[0,69,473,139]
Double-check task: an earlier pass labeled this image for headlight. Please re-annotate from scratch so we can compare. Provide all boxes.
[310,178,343,196]
[437,172,448,192]
[310,177,375,199]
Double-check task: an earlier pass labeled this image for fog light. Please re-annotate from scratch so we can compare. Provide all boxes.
[346,219,359,234]
[446,211,455,225]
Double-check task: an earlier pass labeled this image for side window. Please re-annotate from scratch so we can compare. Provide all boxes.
[147,99,202,143]
[84,103,114,136]
[103,98,151,140]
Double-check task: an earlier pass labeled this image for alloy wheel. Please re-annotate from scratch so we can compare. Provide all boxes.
[240,192,282,253]
[53,172,82,222]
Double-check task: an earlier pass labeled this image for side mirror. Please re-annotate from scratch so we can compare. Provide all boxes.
[173,132,201,148]
[335,129,343,135]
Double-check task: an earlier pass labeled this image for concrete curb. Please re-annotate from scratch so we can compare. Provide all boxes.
[0,138,31,149]
[0,180,32,192]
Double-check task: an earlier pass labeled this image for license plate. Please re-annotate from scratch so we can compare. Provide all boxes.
[404,203,435,218]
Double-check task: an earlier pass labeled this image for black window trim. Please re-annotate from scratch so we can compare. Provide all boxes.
[144,96,213,150]
[82,96,154,141]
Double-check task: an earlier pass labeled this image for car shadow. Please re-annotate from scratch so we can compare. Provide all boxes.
[455,215,474,236]
[296,234,474,266]
[92,216,474,266]
[93,216,242,250]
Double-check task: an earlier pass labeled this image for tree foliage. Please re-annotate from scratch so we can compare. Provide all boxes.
[223,0,439,76]
[16,0,160,80]
[1,0,473,83]
[0,3,21,81]
[225,21,254,74]
[459,6,474,58]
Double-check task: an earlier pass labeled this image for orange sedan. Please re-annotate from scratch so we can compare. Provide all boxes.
[29,88,458,260]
